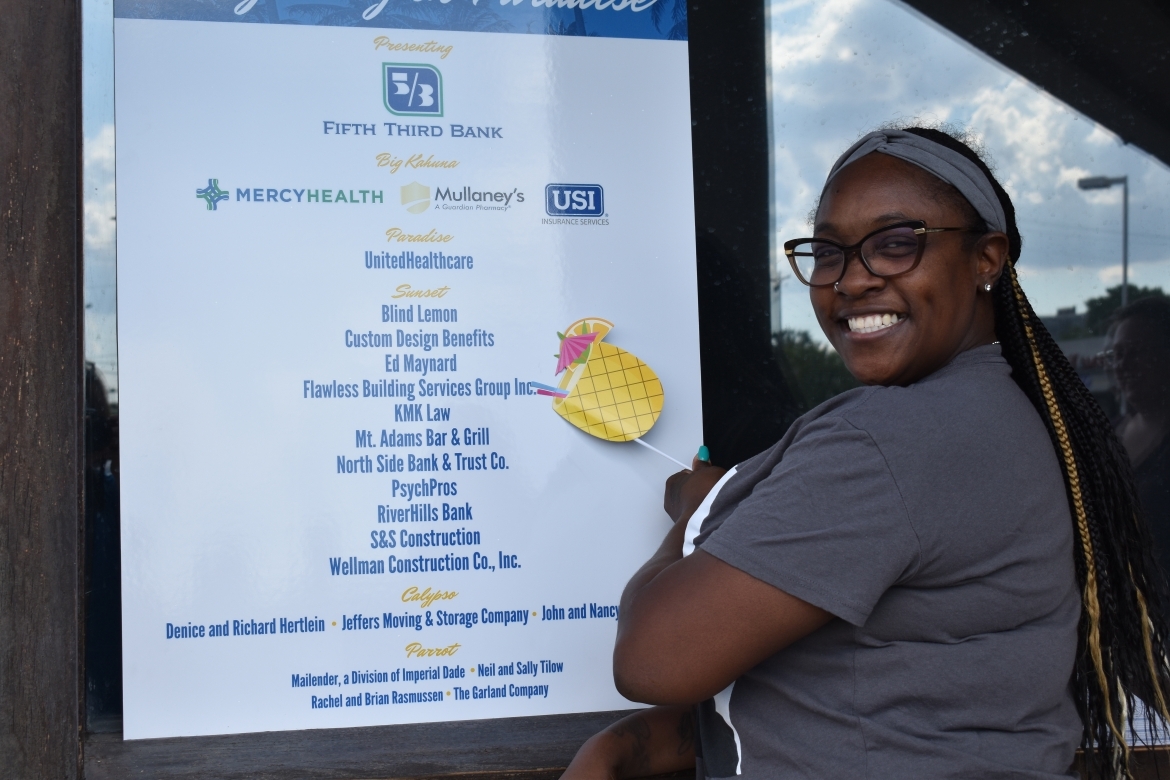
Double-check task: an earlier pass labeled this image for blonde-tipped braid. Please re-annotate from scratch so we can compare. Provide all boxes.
[1008,265,1129,763]
[1134,584,1170,723]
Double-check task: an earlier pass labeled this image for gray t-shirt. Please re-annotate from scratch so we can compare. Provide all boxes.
[687,345,1081,779]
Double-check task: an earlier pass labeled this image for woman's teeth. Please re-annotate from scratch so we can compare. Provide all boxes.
[847,313,901,334]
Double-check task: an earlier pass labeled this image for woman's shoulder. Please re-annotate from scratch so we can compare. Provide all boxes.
[749,345,1051,495]
[732,346,1036,481]
[825,346,1027,439]
[732,385,879,474]
[790,345,1009,420]
[792,384,880,431]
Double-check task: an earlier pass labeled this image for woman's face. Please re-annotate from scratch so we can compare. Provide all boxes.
[812,154,1008,386]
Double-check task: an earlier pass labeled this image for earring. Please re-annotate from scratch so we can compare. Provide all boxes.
[983,283,992,292]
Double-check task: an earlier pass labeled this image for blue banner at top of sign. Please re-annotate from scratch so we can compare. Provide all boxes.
[114,0,687,41]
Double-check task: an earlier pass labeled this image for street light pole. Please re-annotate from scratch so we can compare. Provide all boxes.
[1077,174,1130,306]
[1122,177,1128,306]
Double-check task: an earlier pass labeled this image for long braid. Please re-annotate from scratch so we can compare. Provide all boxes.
[905,127,1170,779]
[1006,264,1126,760]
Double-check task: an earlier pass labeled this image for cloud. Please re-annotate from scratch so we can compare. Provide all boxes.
[84,122,119,386]
[963,79,1132,211]
[1085,124,1120,147]
[1097,264,1124,286]
[84,123,117,253]
[1097,258,1170,288]
[768,0,864,77]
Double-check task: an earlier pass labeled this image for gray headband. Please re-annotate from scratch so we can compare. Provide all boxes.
[823,130,1007,233]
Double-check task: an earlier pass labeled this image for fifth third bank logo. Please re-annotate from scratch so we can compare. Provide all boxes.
[545,184,604,217]
[383,63,443,117]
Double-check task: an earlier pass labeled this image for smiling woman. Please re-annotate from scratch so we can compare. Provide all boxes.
[806,152,1004,386]
[563,127,1170,780]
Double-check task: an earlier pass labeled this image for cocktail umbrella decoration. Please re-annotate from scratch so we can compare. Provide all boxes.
[530,318,687,468]
[554,330,598,375]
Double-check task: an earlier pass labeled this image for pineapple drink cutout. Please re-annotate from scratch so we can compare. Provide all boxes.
[536,318,665,442]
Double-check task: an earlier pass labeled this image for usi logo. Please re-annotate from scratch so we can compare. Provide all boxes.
[545,184,604,216]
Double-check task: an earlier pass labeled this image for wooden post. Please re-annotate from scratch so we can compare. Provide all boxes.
[0,1,84,778]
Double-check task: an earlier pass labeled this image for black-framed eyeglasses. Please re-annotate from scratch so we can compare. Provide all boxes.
[783,220,969,288]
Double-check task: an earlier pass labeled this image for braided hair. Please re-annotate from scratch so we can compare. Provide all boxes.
[901,127,1170,778]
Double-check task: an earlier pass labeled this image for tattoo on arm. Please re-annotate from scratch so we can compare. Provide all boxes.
[612,714,652,775]
[676,709,695,756]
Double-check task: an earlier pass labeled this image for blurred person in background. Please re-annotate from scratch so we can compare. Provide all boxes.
[1108,297,1170,579]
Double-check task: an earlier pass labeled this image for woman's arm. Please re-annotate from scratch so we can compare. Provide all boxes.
[613,463,832,705]
[561,705,695,780]
[567,461,832,777]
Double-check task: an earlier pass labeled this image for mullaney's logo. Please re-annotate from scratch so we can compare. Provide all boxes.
[196,179,229,211]
[401,181,431,214]
[400,182,525,214]
[545,184,604,217]
[383,64,443,117]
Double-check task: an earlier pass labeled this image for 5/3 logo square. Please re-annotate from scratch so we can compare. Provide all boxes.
[383,63,443,117]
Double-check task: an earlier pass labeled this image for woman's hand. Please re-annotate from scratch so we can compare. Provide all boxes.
[561,706,695,780]
[664,458,727,525]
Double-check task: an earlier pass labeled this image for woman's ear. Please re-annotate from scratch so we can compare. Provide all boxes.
[976,232,1010,288]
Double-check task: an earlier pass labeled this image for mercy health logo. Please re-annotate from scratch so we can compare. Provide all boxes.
[400,182,525,214]
[196,179,229,211]
[545,184,604,217]
[383,63,443,117]
[193,179,387,210]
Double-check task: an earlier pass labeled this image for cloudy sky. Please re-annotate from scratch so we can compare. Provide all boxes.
[768,0,1170,343]
[83,0,1170,399]
[83,0,117,398]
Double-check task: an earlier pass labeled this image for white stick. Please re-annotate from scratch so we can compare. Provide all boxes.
[633,438,690,470]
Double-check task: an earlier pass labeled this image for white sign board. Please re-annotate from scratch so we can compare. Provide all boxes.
[115,0,699,739]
